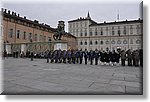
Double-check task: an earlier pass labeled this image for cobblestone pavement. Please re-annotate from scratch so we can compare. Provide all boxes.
[2,58,143,95]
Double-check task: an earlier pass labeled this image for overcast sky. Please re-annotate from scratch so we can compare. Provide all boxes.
[2,0,142,31]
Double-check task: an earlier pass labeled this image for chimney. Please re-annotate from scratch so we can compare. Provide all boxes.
[12,12,14,15]
[138,18,141,20]
[24,16,26,19]
[8,10,10,14]
[14,12,16,16]
[17,14,20,17]
[4,9,7,13]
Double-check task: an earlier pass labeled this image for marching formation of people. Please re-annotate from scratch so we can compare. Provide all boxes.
[2,48,143,67]
[44,48,143,67]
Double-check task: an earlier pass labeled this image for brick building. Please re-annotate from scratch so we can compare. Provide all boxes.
[1,8,76,54]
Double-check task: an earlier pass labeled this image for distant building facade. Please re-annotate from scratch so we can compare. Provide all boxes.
[68,12,143,51]
[1,8,76,54]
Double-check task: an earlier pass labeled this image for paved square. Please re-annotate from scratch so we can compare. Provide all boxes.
[2,58,143,95]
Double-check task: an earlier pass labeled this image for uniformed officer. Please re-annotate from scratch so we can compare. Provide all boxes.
[89,49,94,65]
[30,52,34,61]
[105,48,110,65]
[94,49,99,65]
[126,49,132,66]
[62,50,67,63]
[58,49,62,63]
[121,50,126,66]
[71,49,76,64]
[110,50,116,66]
[79,49,83,64]
[83,49,88,64]
[54,50,58,63]
[46,50,50,63]
[75,49,80,63]
[67,49,72,64]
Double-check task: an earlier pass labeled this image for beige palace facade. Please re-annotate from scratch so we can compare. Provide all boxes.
[68,12,143,51]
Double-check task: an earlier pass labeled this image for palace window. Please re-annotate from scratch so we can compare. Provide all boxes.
[130,39,133,44]
[136,25,140,34]
[29,33,32,40]
[85,28,87,36]
[43,36,46,41]
[17,30,20,39]
[23,31,26,39]
[95,41,98,45]
[117,40,121,44]
[112,31,115,35]
[130,25,133,34]
[80,29,83,36]
[123,40,128,44]
[80,41,83,45]
[34,34,37,41]
[112,27,115,35]
[100,41,103,45]
[136,39,141,44]
[100,31,103,35]
[90,31,92,36]
[9,29,13,38]
[111,40,115,44]
[95,28,98,35]
[85,41,87,45]
[118,30,121,36]
[105,40,109,44]
[123,26,126,35]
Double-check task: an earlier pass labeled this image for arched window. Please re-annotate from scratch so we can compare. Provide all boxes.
[95,41,98,45]
[105,40,109,44]
[117,40,121,44]
[80,41,83,45]
[85,41,87,45]
[100,41,103,45]
[111,40,115,44]
[136,39,141,44]
[123,40,128,44]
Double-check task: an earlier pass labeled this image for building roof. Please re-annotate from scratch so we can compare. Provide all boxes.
[89,19,143,26]
[2,8,76,38]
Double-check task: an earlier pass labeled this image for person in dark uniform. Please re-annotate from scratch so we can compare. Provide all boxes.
[105,48,110,65]
[83,49,88,64]
[67,49,72,64]
[30,52,34,61]
[134,49,140,66]
[100,50,105,65]
[79,49,83,64]
[62,50,67,63]
[51,51,54,63]
[75,49,80,63]
[89,49,94,65]
[126,49,133,66]
[54,50,58,63]
[121,50,126,66]
[94,49,99,65]
[139,49,143,67]
[115,50,120,66]
[46,50,50,63]
[71,49,76,64]
[58,49,62,63]
[110,50,116,66]
[132,50,136,66]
